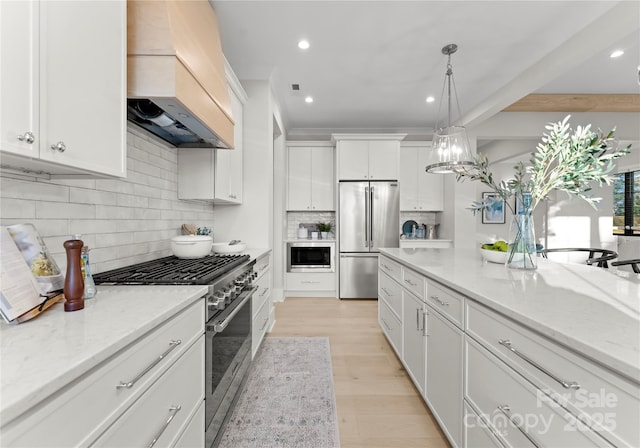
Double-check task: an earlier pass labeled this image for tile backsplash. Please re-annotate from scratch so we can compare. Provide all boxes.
[286,211,335,239]
[0,125,215,274]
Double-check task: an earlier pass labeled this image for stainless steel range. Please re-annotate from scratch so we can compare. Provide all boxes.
[94,254,256,448]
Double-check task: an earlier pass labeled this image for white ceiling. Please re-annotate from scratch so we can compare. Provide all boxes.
[211,1,640,139]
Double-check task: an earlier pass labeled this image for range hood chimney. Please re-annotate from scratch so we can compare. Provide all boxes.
[127,0,234,149]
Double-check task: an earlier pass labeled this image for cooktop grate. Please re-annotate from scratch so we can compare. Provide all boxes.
[93,254,250,285]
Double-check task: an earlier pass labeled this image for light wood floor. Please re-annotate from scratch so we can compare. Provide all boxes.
[269,297,450,448]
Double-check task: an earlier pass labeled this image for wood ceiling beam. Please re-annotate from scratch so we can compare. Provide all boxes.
[503,94,640,112]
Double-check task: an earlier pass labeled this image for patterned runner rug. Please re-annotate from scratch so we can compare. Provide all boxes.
[217,337,340,448]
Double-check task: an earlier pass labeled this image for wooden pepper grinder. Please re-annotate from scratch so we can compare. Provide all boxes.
[63,236,85,312]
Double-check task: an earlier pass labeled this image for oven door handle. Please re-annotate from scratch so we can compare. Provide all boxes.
[212,286,256,333]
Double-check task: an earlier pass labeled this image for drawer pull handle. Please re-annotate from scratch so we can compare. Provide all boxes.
[404,279,417,286]
[259,287,269,297]
[497,405,542,448]
[381,317,392,331]
[381,263,392,271]
[423,310,428,336]
[260,317,269,331]
[498,339,580,390]
[148,405,181,448]
[430,295,449,306]
[116,340,182,389]
[301,280,320,283]
[381,287,394,296]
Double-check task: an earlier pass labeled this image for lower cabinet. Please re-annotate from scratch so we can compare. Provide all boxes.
[252,252,272,357]
[285,272,336,297]
[93,337,205,447]
[378,297,402,358]
[426,305,464,448]
[402,289,427,394]
[1,299,205,447]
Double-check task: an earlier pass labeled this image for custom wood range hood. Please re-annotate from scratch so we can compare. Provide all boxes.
[127,0,234,148]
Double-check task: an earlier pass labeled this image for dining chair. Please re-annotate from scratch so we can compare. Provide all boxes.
[611,259,640,274]
[542,248,618,268]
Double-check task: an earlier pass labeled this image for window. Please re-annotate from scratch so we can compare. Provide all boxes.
[613,170,640,236]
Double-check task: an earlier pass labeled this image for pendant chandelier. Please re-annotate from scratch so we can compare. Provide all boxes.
[425,44,475,174]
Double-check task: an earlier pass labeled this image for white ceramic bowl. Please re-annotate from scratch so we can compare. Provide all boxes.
[170,235,213,258]
[212,242,247,254]
[480,247,508,264]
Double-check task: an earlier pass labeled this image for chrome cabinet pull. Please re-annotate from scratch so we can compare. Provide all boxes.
[147,405,181,448]
[50,141,66,152]
[17,131,35,144]
[381,287,393,296]
[430,295,449,306]
[498,339,580,389]
[404,279,417,286]
[497,405,542,448]
[260,316,269,331]
[301,280,320,284]
[116,340,181,389]
[423,310,428,336]
[416,308,421,330]
[381,318,392,331]
[259,287,269,296]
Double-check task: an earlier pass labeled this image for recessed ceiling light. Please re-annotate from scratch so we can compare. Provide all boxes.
[304,96,313,103]
[298,40,310,50]
[426,96,435,103]
[610,49,624,58]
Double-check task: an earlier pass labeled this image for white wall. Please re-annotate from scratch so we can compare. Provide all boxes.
[0,125,216,274]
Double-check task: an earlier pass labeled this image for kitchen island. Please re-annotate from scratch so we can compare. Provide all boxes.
[378,247,640,448]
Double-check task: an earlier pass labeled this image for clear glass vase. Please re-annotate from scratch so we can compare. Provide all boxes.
[507,213,537,270]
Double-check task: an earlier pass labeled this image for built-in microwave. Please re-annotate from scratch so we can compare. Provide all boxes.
[286,241,335,273]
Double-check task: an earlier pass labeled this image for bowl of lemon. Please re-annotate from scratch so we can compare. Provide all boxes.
[480,241,509,264]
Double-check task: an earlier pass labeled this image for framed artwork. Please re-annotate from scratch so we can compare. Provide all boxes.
[482,193,505,224]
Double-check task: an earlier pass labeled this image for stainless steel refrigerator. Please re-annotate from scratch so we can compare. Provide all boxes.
[339,181,399,299]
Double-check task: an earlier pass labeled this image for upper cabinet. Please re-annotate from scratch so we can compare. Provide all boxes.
[287,143,334,211]
[178,60,246,203]
[333,134,406,180]
[0,0,126,177]
[400,144,444,211]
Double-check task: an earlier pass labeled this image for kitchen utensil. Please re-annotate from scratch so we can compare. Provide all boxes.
[171,235,213,258]
[426,224,439,239]
[297,226,308,239]
[182,223,197,235]
[402,220,417,237]
[212,242,247,254]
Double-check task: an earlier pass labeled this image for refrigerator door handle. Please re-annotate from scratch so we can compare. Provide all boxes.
[364,186,369,247]
[370,186,374,248]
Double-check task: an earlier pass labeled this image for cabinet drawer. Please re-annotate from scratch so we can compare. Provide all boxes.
[427,281,464,328]
[379,299,402,356]
[402,267,425,299]
[94,337,205,447]
[1,300,204,447]
[174,401,205,448]
[255,254,271,280]
[286,272,335,291]
[379,256,401,280]
[252,298,270,356]
[379,271,402,317]
[252,272,271,317]
[463,401,504,448]
[466,339,609,448]
[467,301,639,448]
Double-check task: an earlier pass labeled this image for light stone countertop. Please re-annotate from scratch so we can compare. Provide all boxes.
[0,284,208,425]
[379,247,640,383]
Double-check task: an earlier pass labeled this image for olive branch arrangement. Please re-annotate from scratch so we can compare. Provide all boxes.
[456,115,630,216]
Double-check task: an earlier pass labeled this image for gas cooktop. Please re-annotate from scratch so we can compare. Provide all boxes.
[93,254,250,285]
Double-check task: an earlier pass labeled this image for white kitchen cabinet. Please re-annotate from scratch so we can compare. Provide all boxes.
[402,289,427,395]
[334,134,405,180]
[178,63,246,203]
[0,0,126,178]
[1,300,205,447]
[425,304,464,448]
[400,145,444,211]
[252,252,272,357]
[287,143,334,211]
[285,272,336,297]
